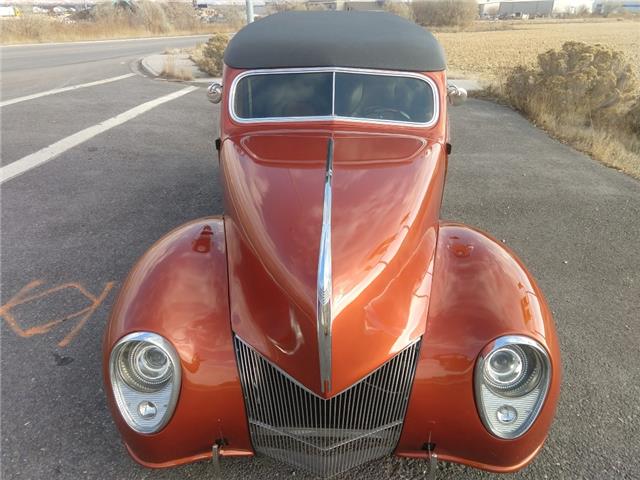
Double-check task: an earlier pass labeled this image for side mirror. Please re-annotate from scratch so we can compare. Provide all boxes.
[447,84,467,106]
[207,83,223,104]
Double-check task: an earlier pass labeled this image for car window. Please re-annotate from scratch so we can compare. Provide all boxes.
[234,72,333,119]
[334,73,433,123]
[232,70,436,125]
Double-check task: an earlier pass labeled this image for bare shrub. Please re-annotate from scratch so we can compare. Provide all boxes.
[1,15,52,42]
[161,53,176,77]
[163,3,200,31]
[626,99,640,135]
[195,33,230,77]
[382,1,414,21]
[502,41,639,176]
[412,0,477,29]
[161,55,194,81]
[505,42,638,129]
[135,1,171,34]
[576,5,591,17]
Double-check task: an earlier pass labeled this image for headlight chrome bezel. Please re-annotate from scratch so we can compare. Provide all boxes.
[109,332,182,434]
[475,335,551,440]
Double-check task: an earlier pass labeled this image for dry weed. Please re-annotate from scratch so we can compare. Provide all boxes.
[161,55,194,81]
[382,0,414,21]
[413,0,477,29]
[0,1,224,44]
[487,41,639,178]
[193,33,229,77]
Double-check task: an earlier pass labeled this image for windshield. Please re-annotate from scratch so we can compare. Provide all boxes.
[232,70,436,125]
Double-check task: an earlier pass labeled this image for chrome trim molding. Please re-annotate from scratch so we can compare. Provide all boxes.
[228,67,440,128]
[317,138,334,393]
[108,331,182,434]
[234,336,421,478]
[474,335,552,440]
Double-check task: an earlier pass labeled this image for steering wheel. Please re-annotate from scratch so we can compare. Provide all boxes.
[361,106,412,121]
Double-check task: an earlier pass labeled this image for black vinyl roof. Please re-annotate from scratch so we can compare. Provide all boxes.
[224,11,446,72]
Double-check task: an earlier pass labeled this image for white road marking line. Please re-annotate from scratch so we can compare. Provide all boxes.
[0,86,198,185]
[0,73,136,107]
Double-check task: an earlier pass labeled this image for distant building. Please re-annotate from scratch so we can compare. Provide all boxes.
[0,5,19,15]
[479,0,640,15]
[593,0,640,13]
[306,0,389,10]
[479,0,554,17]
[344,0,385,10]
[552,0,593,13]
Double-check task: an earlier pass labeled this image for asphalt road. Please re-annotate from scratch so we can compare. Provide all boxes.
[1,37,639,480]
[0,35,210,99]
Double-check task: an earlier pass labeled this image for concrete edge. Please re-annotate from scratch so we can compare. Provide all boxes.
[139,56,161,78]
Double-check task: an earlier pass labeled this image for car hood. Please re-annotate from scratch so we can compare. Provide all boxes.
[222,130,446,397]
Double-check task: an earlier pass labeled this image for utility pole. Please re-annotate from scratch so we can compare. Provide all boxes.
[245,0,254,23]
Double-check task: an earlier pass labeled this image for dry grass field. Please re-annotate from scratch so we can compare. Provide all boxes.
[436,19,640,80]
[0,2,237,44]
[0,18,215,44]
[436,19,640,178]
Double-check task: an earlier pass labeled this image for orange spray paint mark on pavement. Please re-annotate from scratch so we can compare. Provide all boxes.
[0,280,115,347]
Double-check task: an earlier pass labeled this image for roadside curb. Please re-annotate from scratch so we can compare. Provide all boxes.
[138,56,160,78]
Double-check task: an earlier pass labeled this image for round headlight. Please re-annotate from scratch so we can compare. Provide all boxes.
[483,344,543,397]
[118,342,173,392]
[484,345,525,390]
[109,332,181,434]
[475,336,551,439]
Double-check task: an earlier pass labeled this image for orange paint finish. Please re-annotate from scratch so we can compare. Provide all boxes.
[126,445,254,469]
[103,218,253,467]
[395,223,561,471]
[222,131,446,396]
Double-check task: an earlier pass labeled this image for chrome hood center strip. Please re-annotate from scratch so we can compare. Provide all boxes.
[317,137,334,393]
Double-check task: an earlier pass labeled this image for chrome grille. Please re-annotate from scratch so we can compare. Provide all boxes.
[234,336,421,478]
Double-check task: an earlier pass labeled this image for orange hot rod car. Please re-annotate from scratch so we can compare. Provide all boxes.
[103,11,561,478]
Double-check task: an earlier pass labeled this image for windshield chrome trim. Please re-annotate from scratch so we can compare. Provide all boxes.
[228,67,439,128]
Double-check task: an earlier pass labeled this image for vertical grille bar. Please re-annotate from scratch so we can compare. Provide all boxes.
[234,336,421,478]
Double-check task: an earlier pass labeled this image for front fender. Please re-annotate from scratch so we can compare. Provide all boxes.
[396,222,561,472]
[103,218,253,467]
